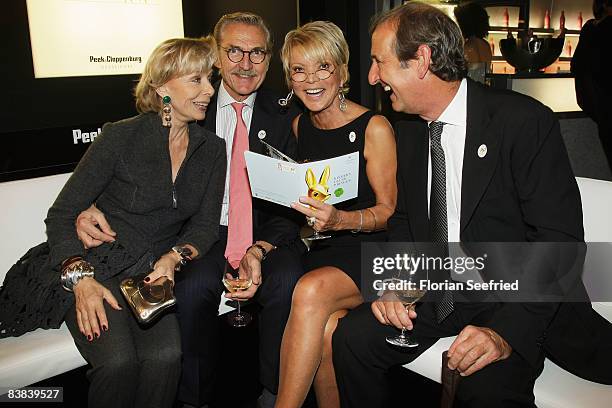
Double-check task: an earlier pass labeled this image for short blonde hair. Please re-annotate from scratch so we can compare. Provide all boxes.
[280,21,350,90]
[135,36,217,113]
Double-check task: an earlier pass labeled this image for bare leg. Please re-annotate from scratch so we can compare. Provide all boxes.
[275,267,362,408]
[313,309,347,408]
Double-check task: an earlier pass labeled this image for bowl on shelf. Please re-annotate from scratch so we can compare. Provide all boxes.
[499,32,565,72]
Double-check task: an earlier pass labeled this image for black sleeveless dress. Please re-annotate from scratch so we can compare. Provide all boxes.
[297,111,387,288]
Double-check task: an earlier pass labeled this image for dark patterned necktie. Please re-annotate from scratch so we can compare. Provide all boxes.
[429,121,454,322]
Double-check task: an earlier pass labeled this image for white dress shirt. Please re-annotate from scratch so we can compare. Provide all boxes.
[427,78,467,243]
[427,79,483,282]
[215,82,256,226]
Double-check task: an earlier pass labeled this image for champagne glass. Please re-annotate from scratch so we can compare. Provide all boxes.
[222,272,253,327]
[304,166,332,241]
[385,258,428,348]
[305,216,331,241]
[385,287,427,347]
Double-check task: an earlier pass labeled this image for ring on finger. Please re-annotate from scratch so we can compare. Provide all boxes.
[307,216,316,226]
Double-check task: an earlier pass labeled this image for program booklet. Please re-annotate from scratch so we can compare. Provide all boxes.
[244,148,359,208]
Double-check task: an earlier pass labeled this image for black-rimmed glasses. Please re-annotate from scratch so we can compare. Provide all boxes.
[290,66,335,82]
[222,46,267,64]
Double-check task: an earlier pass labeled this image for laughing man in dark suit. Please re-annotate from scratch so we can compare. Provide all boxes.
[331,3,585,407]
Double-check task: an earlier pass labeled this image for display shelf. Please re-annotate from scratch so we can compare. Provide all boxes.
[489,26,580,35]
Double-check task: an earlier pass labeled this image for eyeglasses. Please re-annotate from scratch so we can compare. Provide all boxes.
[290,66,336,82]
[222,46,268,64]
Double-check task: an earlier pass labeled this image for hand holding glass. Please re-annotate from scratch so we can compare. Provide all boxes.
[222,270,253,327]
[304,166,332,241]
[385,261,428,348]
[385,287,427,347]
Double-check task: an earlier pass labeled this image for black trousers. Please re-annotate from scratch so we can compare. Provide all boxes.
[65,276,182,408]
[174,227,304,406]
[332,302,544,408]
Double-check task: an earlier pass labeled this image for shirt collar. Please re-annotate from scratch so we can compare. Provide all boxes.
[435,78,467,128]
[218,80,257,109]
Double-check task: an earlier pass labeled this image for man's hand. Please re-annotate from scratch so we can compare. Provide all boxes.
[73,275,122,341]
[226,246,263,301]
[447,325,512,376]
[76,205,116,249]
[371,293,418,330]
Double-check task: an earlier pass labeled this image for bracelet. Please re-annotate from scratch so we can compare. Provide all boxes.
[61,261,95,292]
[171,246,193,271]
[61,255,83,271]
[365,208,377,231]
[351,210,363,233]
[171,246,193,265]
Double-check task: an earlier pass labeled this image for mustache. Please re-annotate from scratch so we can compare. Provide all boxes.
[232,68,257,77]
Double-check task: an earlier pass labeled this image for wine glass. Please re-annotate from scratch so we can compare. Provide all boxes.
[222,270,253,327]
[385,259,428,348]
[304,166,332,241]
[305,216,331,241]
[385,286,427,347]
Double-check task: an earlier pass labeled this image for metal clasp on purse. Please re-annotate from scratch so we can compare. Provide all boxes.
[120,274,176,324]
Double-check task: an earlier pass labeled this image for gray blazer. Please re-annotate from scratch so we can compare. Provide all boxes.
[45,112,227,267]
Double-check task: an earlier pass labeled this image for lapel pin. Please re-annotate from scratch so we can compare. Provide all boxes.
[349,131,356,143]
[478,144,487,158]
[258,130,266,139]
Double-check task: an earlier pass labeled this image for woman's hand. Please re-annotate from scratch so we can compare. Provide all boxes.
[145,253,178,284]
[72,273,122,341]
[75,205,116,249]
[291,196,343,232]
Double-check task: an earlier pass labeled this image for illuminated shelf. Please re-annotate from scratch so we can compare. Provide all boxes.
[489,26,580,35]
[491,56,573,62]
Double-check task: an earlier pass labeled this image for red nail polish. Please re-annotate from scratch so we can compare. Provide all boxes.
[144,277,150,282]
[87,335,92,341]
[102,325,108,331]
[94,333,99,339]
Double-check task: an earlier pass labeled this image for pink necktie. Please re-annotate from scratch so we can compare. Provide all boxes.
[225,102,253,268]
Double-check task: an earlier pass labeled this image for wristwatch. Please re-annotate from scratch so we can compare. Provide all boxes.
[249,243,274,261]
[171,246,193,266]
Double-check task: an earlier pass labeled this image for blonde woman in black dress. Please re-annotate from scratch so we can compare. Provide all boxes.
[275,21,397,408]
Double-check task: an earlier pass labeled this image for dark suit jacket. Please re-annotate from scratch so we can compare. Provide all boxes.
[203,83,302,248]
[389,79,593,371]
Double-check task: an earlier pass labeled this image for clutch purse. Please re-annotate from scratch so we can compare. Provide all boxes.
[119,274,176,324]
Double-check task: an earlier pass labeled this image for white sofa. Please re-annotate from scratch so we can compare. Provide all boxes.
[403,176,612,407]
[0,173,233,389]
[1,174,611,405]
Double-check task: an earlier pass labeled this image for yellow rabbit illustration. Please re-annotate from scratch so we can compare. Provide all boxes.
[306,166,331,203]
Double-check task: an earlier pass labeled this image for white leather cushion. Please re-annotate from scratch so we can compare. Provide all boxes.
[0,323,86,388]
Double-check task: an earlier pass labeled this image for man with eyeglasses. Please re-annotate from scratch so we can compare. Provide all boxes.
[196,12,304,408]
[73,12,304,408]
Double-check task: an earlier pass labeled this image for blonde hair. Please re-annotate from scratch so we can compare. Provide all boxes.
[134,36,217,113]
[280,21,349,90]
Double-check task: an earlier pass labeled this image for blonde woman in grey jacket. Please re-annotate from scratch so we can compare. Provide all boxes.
[0,37,226,408]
